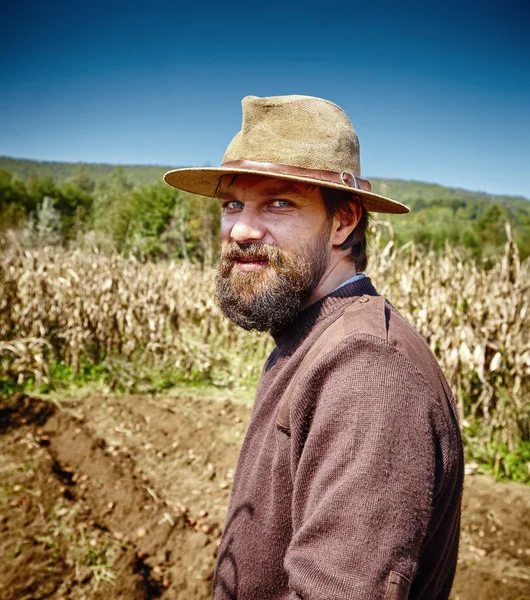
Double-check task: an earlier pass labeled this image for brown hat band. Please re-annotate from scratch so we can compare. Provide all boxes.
[221,160,372,192]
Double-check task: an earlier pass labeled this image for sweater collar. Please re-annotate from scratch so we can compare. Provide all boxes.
[271,276,379,351]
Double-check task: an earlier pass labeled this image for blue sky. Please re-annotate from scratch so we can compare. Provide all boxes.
[2,0,529,198]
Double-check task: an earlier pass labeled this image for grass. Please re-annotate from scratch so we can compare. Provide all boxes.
[1,352,259,407]
[464,420,530,484]
[32,499,127,591]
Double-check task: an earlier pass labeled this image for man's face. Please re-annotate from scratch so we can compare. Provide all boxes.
[215,174,333,332]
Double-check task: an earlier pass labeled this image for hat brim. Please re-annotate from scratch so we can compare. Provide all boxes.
[163,167,409,214]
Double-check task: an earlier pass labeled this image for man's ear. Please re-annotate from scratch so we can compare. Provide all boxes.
[330,202,361,246]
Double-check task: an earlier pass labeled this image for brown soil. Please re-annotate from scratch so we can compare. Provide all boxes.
[0,393,528,600]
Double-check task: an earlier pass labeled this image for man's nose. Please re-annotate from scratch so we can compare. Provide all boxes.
[229,209,265,244]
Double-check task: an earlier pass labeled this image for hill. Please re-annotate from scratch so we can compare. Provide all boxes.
[0,156,171,187]
[369,179,529,213]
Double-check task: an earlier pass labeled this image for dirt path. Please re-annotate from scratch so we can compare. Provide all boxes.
[0,394,529,600]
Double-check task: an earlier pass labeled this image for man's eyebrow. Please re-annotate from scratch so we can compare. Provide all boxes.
[217,190,237,201]
[217,182,306,200]
[260,182,306,196]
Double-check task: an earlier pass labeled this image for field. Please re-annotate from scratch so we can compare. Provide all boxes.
[1,392,529,600]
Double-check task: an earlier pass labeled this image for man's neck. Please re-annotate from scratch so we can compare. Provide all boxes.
[302,253,357,309]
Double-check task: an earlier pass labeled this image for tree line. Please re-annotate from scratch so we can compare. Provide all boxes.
[0,165,220,264]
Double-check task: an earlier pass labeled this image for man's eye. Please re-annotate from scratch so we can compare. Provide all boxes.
[270,199,292,208]
[223,201,244,210]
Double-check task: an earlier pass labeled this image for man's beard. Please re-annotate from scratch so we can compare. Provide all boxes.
[215,227,331,332]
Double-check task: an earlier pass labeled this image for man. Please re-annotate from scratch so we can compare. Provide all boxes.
[164,95,464,600]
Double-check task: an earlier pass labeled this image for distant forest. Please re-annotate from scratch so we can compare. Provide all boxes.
[1,156,529,262]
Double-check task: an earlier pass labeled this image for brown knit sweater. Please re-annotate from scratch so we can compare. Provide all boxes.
[213,277,464,600]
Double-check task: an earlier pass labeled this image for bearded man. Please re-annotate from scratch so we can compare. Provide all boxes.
[164,95,464,600]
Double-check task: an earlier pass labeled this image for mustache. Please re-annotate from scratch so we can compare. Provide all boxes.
[220,242,283,264]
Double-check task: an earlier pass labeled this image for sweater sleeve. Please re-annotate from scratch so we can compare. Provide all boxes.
[284,335,444,600]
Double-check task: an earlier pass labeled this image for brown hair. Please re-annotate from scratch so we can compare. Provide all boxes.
[320,187,370,272]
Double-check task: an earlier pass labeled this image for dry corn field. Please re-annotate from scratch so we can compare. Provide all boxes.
[0,224,529,455]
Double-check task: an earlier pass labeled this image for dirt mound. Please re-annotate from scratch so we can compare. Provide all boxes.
[0,393,528,599]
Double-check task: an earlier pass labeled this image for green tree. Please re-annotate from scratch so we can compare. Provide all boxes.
[70,163,95,193]
[56,181,94,238]
[476,204,511,253]
[0,169,30,228]
[91,167,134,249]
[125,182,182,259]
[122,184,220,262]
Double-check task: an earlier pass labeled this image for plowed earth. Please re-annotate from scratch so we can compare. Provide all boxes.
[0,394,528,600]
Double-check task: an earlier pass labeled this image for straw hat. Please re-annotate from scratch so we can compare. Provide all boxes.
[164,95,409,214]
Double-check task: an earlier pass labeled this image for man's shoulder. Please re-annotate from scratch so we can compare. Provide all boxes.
[307,294,454,408]
[312,293,425,358]
[296,295,409,373]
[337,294,436,365]
[337,294,456,422]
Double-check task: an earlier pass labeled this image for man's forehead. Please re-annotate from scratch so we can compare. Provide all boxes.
[217,175,314,200]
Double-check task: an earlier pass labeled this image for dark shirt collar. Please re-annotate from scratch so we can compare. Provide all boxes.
[271,276,379,351]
